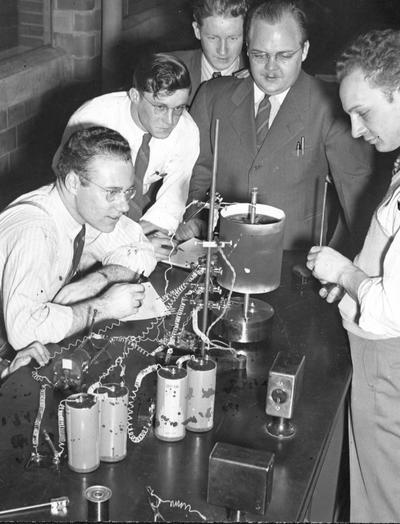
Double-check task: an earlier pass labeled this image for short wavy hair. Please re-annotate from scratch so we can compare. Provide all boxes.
[56,126,131,182]
[191,0,249,25]
[336,29,400,102]
[132,53,191,96]
[245,0,308,45]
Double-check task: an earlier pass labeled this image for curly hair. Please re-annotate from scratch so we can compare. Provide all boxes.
[336,29,400,101]
[191,0,250,24]
[56,126,131,183]
[132,53,191,96]
[245,0,308,44]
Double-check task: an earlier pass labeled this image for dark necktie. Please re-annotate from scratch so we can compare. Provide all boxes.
[255,95,271,149]
[212,71,222,79]
[128,133,152,222]
[68,225,85,282]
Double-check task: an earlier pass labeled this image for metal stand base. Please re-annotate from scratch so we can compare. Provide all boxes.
[213,297,274,343]
[265,416,296,439]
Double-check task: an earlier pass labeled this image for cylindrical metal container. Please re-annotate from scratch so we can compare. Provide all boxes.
[217,203,286,294]
[85,485,112,522]
[155,366,187,442]
[92,383,129,463]
[65,393,100,473]
[186,357,217,432]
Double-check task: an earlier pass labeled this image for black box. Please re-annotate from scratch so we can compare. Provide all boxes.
[207,442,274,515]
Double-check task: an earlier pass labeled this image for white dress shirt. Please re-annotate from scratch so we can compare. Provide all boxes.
[340,171,400,338]
[53,92,200,233]
[0,184,156,349]
[253,82,290,128]
[200,54,241,82]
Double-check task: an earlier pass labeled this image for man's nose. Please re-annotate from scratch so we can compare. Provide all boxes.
[116,194,131,213]
[163,109,177,126]
[218,39,227,56]
[264,55,278,70]
[350,114,366,139]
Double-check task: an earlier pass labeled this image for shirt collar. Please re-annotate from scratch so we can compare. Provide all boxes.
[253,82,290,106]
[51,184,84,241]
[201,54,241,82]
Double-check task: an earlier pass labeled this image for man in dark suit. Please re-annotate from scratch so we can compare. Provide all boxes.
[172,0,249,105]
[177,0,382,253]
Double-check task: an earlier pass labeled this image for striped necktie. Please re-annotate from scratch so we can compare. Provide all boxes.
[255,95,271,149]
[68,225,85,282]
[128,133,152,222]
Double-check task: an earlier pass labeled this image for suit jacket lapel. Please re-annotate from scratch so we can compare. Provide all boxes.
[191,49,202,93]
[229,76,257,156]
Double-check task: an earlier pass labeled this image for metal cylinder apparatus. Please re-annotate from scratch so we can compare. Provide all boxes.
[155,366,188,442]
[65,393,100,473]
[217,203,286,294]
[85,485,112,522]
[92,383,129,463]
[186,357,217,433]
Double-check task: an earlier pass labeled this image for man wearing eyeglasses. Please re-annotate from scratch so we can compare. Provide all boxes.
[0,126,156,352]
[177,0,381,255]
[54,53,199,261]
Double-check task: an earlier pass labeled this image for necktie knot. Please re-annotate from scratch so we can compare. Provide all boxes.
[212,71,222,79]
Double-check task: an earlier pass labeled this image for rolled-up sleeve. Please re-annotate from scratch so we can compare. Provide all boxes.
[358,232,400,336]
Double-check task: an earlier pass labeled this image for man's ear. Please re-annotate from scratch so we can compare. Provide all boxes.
[301,40,310,62]
[192,21,201,40]
[65,171,80,195]
[128,87,140,103]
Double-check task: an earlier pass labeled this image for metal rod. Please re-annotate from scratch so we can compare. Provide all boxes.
[243,293,250,322]
[249,187,258,224]
[319,177,329,246]
[0,501,51,516]
[201,119,220,357]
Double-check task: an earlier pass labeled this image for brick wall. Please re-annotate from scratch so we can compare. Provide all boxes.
[0,1,18,52]
[53,0,102,88]
[0,0,103,208]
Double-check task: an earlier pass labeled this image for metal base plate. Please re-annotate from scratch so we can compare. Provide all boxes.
[265,417,296,439]
[212,297,274,343]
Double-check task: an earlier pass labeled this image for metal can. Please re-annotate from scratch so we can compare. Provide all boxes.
[92,383,129,462]
[85,485,112,522]
[65,393,100,473]
[186,357,217,432]
[155,366,187,442]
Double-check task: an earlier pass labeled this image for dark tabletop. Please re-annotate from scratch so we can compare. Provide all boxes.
[0,251,351,522]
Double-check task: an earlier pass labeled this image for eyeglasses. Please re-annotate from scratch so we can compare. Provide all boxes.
[248,46,303,65]
[79,175,137,202]
[141,93,187,116]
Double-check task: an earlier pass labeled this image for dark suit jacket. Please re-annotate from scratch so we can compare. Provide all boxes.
[188,71,379,252]
[171,48,247,106]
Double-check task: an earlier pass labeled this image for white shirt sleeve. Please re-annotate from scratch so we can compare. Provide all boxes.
[141,112,200,233]
[2,225,74,349]
[357,229,400,336]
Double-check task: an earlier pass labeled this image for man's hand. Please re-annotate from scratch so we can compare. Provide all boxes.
[99,282,145,319]
[175,218,206,242]
[306,246,353,284]
[319,284,345,303]
[147,231,178,261]
[8,341,50,376]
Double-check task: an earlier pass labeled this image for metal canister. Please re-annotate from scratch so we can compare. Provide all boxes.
[85,485,112,522]
[155,366,187,442]
[65,393,100,473]
[186,357,217,432]
[92,383,129,462]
